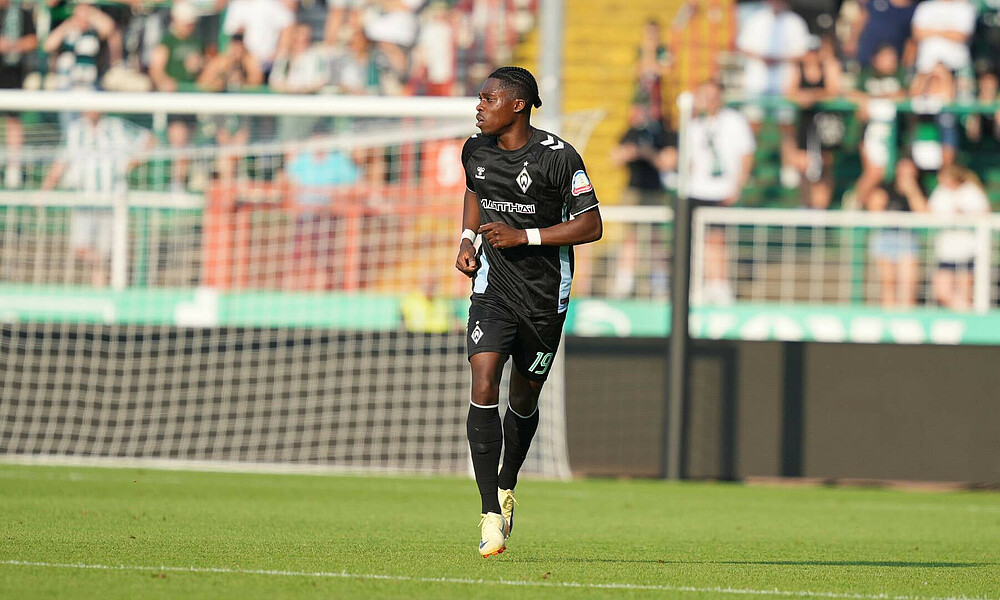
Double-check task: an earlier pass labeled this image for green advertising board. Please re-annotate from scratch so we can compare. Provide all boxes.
[1,286,998,345]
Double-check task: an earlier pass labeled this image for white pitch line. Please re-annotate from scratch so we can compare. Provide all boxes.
[1,560,996,600]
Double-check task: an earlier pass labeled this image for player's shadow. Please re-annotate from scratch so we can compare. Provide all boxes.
[513,558,989,568]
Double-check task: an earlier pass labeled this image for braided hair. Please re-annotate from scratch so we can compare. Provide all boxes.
[487,66,543,111]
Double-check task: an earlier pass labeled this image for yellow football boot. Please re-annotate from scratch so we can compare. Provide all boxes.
[478,512,507,557]
[498,488,518,539]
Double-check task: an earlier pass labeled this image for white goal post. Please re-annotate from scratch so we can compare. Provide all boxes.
[0,91,604,479]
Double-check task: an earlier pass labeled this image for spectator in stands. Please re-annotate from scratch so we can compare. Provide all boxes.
[44,3,118,91]
[786,37,843,209]
[222,0,295,74]
[788,0,840,41]
[966,66,1000,144]
[686,80,756,305]
[197,32,264,92]
[361,0,423,93]
[411,1,456,96]
[150,2,204,191]
[634,19,672,125]
[967,8,1000,145]
[912,0,977,99]
[925,165,990,309]
[737,0,808,190]
[971,0,1000,96]
[270,23,333,94]
[0,0,37,189]
[197,33,263,183]
[843,0,916,69]
[282,124,360,290]
[45,0,73,31]
[610,103,677,298]
[612,103,677,207]
[736,0,810,120]
[866,158,927,308]
[909,62,958,170]
[331,27,382,95]
[850,43,908,208]
[270,23,335,140]
[325,0,363,46]
[150,3,204,93]
[40,111,154,287]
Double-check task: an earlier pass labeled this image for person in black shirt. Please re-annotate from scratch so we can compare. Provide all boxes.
[610,103,676,297]
[786,40,843,209]
[612,102,676,206]
[0,0,36,188]
[455,66,602,558]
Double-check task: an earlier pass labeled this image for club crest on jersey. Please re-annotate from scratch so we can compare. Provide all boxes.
[571,170,593,196]
[475,166,486,180]
[516,166,532,193]
[471,322,484,344]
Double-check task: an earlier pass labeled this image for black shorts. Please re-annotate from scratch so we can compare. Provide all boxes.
[467,297,566,382]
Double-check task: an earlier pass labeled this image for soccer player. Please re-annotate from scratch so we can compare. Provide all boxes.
[454,66,603,558]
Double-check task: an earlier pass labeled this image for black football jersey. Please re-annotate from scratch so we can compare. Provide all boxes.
[462,128,600,316]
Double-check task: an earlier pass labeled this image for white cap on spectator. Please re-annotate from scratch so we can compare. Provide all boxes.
[171,2,199,25]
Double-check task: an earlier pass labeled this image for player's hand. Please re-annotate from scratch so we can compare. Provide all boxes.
[455,240,478,278]
[721,194,739,206]
[479,222,528,250]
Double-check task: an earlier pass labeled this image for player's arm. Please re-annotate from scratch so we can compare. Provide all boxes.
[482,147,603,249]
[480,207,602,249]
[455,188,480,277]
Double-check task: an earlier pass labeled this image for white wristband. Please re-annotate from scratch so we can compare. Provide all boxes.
[525,228,541,246]
[461,229,476,243]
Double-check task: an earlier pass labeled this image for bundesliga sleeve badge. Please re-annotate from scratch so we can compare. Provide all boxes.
[571,170,593,196]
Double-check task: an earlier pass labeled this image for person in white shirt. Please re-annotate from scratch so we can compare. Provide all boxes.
[686,80,756,304]
[911,0,977,77]
[361,0,424,87]
[737,0,810,103]
[412,1,455,96]
[921,165,990,310]
[270,23,335,141]
[222,0,295,71]
[269,24,331,95]
[41,111,154,287]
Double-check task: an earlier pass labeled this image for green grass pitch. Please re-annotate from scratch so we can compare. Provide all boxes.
[2,464,998,599]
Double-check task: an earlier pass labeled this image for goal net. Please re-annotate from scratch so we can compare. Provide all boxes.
[0,92,602,478]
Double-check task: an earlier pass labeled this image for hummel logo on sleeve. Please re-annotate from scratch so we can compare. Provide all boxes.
[539,134,564,151]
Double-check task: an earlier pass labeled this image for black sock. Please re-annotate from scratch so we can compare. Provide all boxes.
[467,403,503,514]
[497,406,539,491]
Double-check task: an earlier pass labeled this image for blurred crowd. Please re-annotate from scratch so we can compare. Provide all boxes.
[613,0,1000,308]
[0,0,534,96]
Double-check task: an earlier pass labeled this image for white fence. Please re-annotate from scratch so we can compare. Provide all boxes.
[692,207,1000,313]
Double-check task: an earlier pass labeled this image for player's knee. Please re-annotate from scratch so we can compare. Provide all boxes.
[471,378,500,406]
[507,392,539,418]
